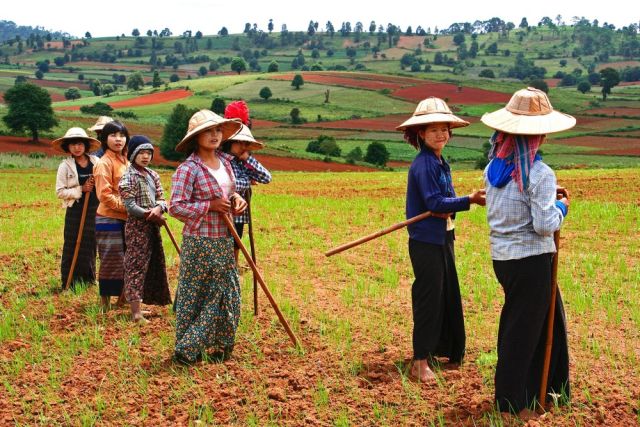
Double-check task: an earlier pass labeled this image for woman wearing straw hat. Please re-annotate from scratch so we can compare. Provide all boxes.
[87,116,114,158]
[94,120,130,311]
[397,97,486,383]
[481,87,573,417]
[54,127,101,290]
[169,109,247,364]
[222,100,272,263]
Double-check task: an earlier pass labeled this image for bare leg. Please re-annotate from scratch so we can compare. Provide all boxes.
[100,296,110,313]
[130,300,148,323]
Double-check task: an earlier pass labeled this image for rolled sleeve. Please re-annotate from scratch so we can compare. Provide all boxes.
[169,165,210,222]
[529,170,563,236]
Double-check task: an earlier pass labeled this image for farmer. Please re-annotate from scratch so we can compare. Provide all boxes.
[118,135,171,323]
[169,110,247,364]
[54,127,100,290]
[222,100,272,263]
[480,87,573,417]
[396,97,486,383]
[87,116,114,158]
[94,120,130,311]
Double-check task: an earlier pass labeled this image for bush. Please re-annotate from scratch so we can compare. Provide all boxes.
[80,102,113,115]
[64,87,82,100]
[479,69,495,78]
[306,135,341,157]
[364,142,389,166]
[346,146,363,162]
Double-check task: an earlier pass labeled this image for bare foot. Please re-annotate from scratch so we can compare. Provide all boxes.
[409,359,436,383]
[133,315,149,324]
[518,408,539,421]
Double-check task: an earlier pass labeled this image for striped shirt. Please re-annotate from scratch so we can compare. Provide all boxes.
[484,161,564,260]
[169,153,236,238]
[220,152,272,224]
[118,165,167,218]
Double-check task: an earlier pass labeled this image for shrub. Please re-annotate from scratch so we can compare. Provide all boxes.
[306,135,341,157]
[479,69,495,78]
[364,142,389,166]
[80,102,113,115]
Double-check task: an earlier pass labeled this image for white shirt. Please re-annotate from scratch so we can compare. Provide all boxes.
[206,163,232,199]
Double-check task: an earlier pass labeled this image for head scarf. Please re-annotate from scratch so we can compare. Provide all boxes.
[488,131,544,192]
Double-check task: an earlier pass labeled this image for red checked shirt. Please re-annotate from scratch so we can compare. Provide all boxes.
[169,152,236,238]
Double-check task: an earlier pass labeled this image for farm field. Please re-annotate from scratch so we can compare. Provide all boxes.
[0,168,638,425]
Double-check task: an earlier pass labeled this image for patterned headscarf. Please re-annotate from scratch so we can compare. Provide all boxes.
[488,131,544,192]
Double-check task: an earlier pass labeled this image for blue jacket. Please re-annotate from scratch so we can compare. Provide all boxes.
[406,147,470,245]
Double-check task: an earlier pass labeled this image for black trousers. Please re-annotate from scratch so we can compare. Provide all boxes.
[493,253,570,413]
[409,232,465,362]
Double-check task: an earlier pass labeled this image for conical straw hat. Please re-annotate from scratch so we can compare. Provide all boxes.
[175,109,242,153]
[396,97,469,131]
[87,116,114,132]
[228,124,264,150]
[480,87,576,135]
[52,127,101,153]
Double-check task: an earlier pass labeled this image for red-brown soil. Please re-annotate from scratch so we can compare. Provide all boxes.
[56,89,193,111]
[267,73,408,91]
[596,61,640,70]
[303,114,477,132]
[25,78,90,90]
[0,136,375,171]
[393,83,511,104]
[556,135,640,156]
[584,107,640,117]
[396,36,427,49]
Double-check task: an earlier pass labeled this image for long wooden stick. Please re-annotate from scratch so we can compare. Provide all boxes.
[163,222,181,255]
[247,190,259,316]
[222,214,300,348]
[539,230,560,410]
[325,211,433,257]
[64,193,91,290]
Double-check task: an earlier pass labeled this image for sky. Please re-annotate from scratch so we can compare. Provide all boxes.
[5,0,639,38]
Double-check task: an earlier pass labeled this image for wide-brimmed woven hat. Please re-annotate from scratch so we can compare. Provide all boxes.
[87,116,114,132]
[52,127,101,153]
[228,124,264,150]
[175,109,242,153]
[480,87,576,135]
[396,97,470,131]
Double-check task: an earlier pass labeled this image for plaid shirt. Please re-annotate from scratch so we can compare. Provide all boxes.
[169,153,236,238]
[220,152,272,224]
[484,161,564,261]
[118,165,167,218]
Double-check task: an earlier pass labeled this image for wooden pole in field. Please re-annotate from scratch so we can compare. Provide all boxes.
[539,230,560,410]
[246,190,259,316]
[325,211,433,257]
[64,193,91,291]
[222,214,300,349]
[163,223,181,255]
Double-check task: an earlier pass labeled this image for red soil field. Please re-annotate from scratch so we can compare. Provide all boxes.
[25,78,90,90]
[57,89,192,111]
[556,135,640,155]
[302,114,477,132]
[393,83,511,104]
[0,137,375,171]
[585,107,640,117]
[396,36,427,49]
[596,61,640,70]
[268,74,407,91]
[545,78,561,88]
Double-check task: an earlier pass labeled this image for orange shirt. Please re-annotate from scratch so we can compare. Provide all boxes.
[94,149,129,220]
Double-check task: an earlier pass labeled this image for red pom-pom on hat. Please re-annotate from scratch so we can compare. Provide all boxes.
[224,100,250,126]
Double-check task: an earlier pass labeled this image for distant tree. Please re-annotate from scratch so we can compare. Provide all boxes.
[599,67,620,100]
[230,57,248,74]
[267,60,279,72]
[85,32,92,39]
[453,33,465,46]
[306,135,341,156]
[127,72,145,90]
[78,73,84,81]
[152,71,163,87]
[169,74,180,82]
[101,84,115,96]
[198,66,208,76]
[559,59,567,67]
[161,104,197,161]
[211,97,226,115]
[346,146,363,162]
[485,42,498,55]
[195,31,203,39]
[80,102,113,116]
[64,87,81,100]
[89,79,102,96]
[268,19,274,33]
[147,30,153,37]
[14,76,27,85]
[519,17,529,28]
[291,74,304,90]
[259,86,272,101]
[218,27,229,36]
[577,81,591,93]
[35,70,44,79]
[479,69,495,78]
[529,79,549,93]
[587,72,601,85]
[132,28,140,37]
[364,142,390,166]
[3,83,58,142]
[559,74,577,86]
[290,107,303,124]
